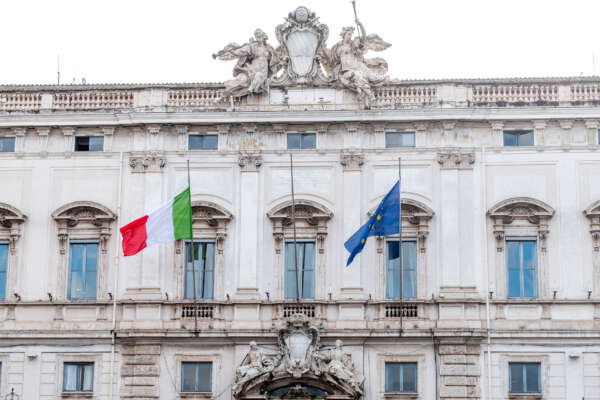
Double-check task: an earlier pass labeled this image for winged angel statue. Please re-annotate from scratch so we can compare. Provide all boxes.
[321,20,391,107]
[213,29,285,97]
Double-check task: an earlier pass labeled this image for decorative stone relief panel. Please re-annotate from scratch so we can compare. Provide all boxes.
[51,201,116,300]
[339,151,364,171]
[238,152,263,172]
[267,200,332,299]
[174,201,233,300]
[437,150,475,170]
[129,151,167,173]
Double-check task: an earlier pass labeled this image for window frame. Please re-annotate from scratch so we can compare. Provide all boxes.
[174,354,220,398]
[74,136,104,152]
[385,238,418,299]
[286,132,317,150]
[0,242,8,301]
[180,361,213,393]
[67,240,99,301]
[508,362,541,394]
[505,237,538,299]
[184,240,216,300]
[0,137,16,153]
[62,361,95,393]
[503,130,534,147]
[188,134,219,151]
[284,239,316,300]
[385,361,418,394]
[385,131,416,148]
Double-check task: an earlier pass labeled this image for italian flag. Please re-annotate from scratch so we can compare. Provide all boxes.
[120,187,192,256]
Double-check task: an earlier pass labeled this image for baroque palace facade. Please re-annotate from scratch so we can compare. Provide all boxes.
[2,6,600,400]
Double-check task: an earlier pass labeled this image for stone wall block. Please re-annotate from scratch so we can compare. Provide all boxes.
[124,354,159,365]
[121,344,161,355]
[120,364,159,377]
[440,386,467,397]
[119,385,159,398]
[441,354,467,364]
[439,345,467,355]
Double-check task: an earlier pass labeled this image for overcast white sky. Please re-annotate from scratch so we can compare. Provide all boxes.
[2,0,600,84]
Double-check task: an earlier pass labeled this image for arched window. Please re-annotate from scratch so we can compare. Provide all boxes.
[267,200,333,300]
[0,203,27,301]
[488,197,554,299]
[52,201,116,301]
[174,201,232,300]
[368,198,434,300]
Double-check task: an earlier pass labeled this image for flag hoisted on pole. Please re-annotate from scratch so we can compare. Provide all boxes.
[119,181,193,256]
[344,179,401,266]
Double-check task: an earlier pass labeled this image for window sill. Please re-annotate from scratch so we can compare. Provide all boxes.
[384,393,419,399]
[179,392,212,399]
[508,394,543,400]
[61,392,94,398]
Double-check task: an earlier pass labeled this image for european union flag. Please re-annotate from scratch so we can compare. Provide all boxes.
[344,180,400,266]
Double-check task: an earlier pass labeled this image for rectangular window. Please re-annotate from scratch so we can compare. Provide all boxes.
[74,136,104,152]
[385,362,418,393]
[287,133,316,150]
[284,241,315,299]
[68,242,98,300]
[506,238,537,298]
[63,362,94,392]
[385,132,415,148]
[0,243,7,300]
[184,241,215,300]
[386,239,417,299]
[503,130,534,146]
[0,137,15,152]
[509,362,541,393]
[181,362,212,393]
[188,135,218,150]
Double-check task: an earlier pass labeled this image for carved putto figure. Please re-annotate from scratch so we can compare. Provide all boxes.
[322,22,391,107]
[213,29,283,97]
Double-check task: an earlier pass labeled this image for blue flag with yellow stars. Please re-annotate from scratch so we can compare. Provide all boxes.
[344,180,400,266]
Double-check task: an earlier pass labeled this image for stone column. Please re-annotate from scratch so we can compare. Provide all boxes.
[120,343,160,399]
[340,151,364,298]
[438,150,477,299]
[236,152,262,299]
[438,339,481,399]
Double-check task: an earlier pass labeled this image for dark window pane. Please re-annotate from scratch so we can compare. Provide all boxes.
[506,239,537,298]
[503,132,518,146]
[301,133,316,149]
[189,135,218,150]
[509,363,524,393]
[184,242,215,299]
[518,131,534,146]
[75,136,103,152]
[386,132,415,148]
[525,363,541,393]
[0,244,7,300]
[504,130,534,146]
[287,133,301,149]
[285,241,315,299]
[287,133,316,149]
[69,243,98,300]
[182,362,212,393]
[0,137,15,152]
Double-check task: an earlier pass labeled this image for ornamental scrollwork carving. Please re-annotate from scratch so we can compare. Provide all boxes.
[233,314,364,399]
[238,152,263,172]
[0,203,27,255]
[488,197,555,252]
[267,200,333,254]
[51,201,116,254]
[437,150,475,170]
[129,151,167,173]
[340,152,364,171]
[584,200,600,252]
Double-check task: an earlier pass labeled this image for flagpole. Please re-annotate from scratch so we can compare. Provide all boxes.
[398,157,403,336]
[187,160,198,336]
[290,154,300,302]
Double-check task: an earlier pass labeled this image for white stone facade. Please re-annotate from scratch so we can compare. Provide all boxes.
[0,78,600,399]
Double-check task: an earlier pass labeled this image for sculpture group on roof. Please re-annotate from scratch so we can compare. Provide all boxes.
[213,6,391,108]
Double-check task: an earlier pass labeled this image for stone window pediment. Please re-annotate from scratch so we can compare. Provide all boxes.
[190,200,233,254]
[488,197,554,252]
[267,200,333,254]
[52,201,117,254]
[0,202,27,254]
[584,200,600,251]
[367,198,434,253]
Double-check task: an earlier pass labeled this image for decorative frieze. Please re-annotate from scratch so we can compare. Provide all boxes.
[437,150,475,170]
[129,152,167,173]
[238,152,262,172]
[339,151,364,171]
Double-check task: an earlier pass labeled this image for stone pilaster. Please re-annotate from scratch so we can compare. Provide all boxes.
[584,119,599,145]
[439,341,481,399]
[61,127,76,157]
[533,120,546,146]
[36,127,50,156]
[236,152,262,298]
[11,127,26,156]
[175,124,189,152]
[102,126,115,152]
[120,343,160,399]
[489,121,504,146]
